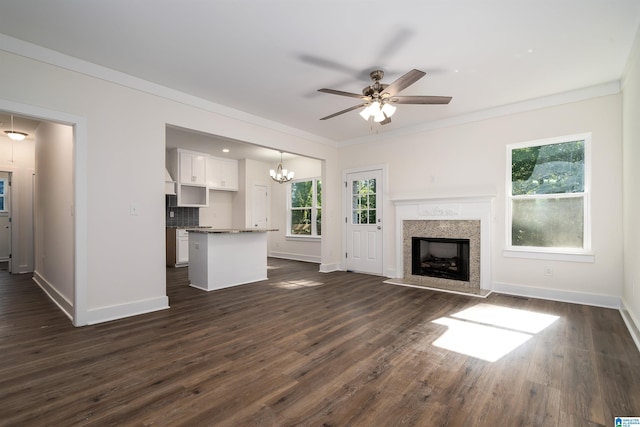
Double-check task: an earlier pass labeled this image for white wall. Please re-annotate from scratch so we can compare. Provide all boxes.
[0,135,34,273]
[622,26,640,346]
[0,44,340,324]
[200,191,234,228]
[269,156,322,263]
[338,94,623,306]
[33,121,74,316]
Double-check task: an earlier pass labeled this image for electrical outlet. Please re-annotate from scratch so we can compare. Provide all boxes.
[544,266,553,277]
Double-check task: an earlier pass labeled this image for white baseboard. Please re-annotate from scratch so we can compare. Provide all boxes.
[385,268,398,278]
[17,264,33,274]
[86,296,169,325]
[492,281,620,309]
[319,263,340,273]
[32,271,73,321]
[620,298,640,352]
[269,251,321,264]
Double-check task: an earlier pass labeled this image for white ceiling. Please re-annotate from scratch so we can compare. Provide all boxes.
[1,1,639,145]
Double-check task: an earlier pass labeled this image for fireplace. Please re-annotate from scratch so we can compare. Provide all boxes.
[412,237,470,281]
[402,219,481,291]
[391,195,493,294]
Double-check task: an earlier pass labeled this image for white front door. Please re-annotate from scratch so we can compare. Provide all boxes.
[345,169,383,275]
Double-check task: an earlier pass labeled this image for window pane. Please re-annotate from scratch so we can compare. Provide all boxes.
[291,181,313,208]
[0,180,4,195]
[352,195,360,209]
[316,180,322,207]
[512,140,584,196]
[353,209,369,224]
[359,194,369,208]
[316,209,321,236]
[291,209,312,235]
[368,209,376,224]
[512,197,584,248]
[352,180,363,194]
[369,179,376,193]
[0,196,4,211]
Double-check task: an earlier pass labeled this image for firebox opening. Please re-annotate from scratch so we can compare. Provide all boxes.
[412,237,470,282]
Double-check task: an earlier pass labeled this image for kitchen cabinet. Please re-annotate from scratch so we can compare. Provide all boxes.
[188,228,274,291]
[180,151,207,186]
[167,149,209,207]
[206,156,238,191]
[166,228,189,267]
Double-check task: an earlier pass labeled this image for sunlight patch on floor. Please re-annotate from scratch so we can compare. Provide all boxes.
[432,303,559,362]
[451,303,559,334]
[271,279,325,289]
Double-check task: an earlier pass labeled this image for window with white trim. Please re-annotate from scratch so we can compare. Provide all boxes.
[0,179,6,212]
[288,178,321,237]
[507,134,591,256]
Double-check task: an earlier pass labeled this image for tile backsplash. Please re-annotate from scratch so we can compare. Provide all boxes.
[165,195,199,227]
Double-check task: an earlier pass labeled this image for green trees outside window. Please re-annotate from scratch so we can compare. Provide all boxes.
[290,178,321,236]
[509,137,589,250]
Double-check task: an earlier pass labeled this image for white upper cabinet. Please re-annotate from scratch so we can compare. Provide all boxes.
[168,149,209,207]
[207,156,238,191]
[179,151,207,186]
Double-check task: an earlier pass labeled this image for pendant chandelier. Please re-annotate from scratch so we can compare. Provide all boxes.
[269,152,294,184]
[4,115,28,141]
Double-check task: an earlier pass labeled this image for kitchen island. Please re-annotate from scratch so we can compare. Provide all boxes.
[186,228,276,291]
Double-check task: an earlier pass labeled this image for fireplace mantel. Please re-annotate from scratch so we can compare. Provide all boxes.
[391,194,494,291]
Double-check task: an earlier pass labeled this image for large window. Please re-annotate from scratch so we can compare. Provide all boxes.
[507,134,591,257]
[288,178,321,237]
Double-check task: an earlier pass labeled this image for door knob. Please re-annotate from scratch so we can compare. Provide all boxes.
[377,226,382,230]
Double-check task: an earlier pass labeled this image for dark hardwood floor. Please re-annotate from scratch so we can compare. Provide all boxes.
[1,259,639,426]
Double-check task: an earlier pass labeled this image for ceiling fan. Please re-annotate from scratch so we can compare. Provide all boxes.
[318,69,451,125]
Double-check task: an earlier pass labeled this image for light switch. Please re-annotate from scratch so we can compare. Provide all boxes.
[130,204,139,216]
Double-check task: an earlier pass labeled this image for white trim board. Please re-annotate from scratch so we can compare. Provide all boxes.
[492,281,620,309]
[269,251,321,264]
[32,272,73,321]
[319,263,340,273]
[620,298,640,352]
[86,296,169,325]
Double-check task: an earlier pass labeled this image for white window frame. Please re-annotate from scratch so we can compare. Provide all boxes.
[504,133,594,263]
[286,177,321,240]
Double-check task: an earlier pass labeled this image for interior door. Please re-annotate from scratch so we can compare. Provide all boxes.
[252,184,268,228]
[346,169,383,275]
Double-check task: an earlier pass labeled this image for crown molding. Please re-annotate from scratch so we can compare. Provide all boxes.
[338,81,621,147]
[0,33,338,148]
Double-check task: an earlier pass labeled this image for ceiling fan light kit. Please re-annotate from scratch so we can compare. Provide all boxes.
[318,69,452,125]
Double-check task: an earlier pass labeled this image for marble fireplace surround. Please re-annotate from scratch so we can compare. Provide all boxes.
[388,195,494,296]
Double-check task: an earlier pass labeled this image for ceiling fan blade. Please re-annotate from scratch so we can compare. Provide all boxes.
[391,95,452,104]
[320,103,367,120]
[383,69,426,96]
[318,88,365,99]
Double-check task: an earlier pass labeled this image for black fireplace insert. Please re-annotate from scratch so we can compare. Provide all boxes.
[411,237,470,281]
